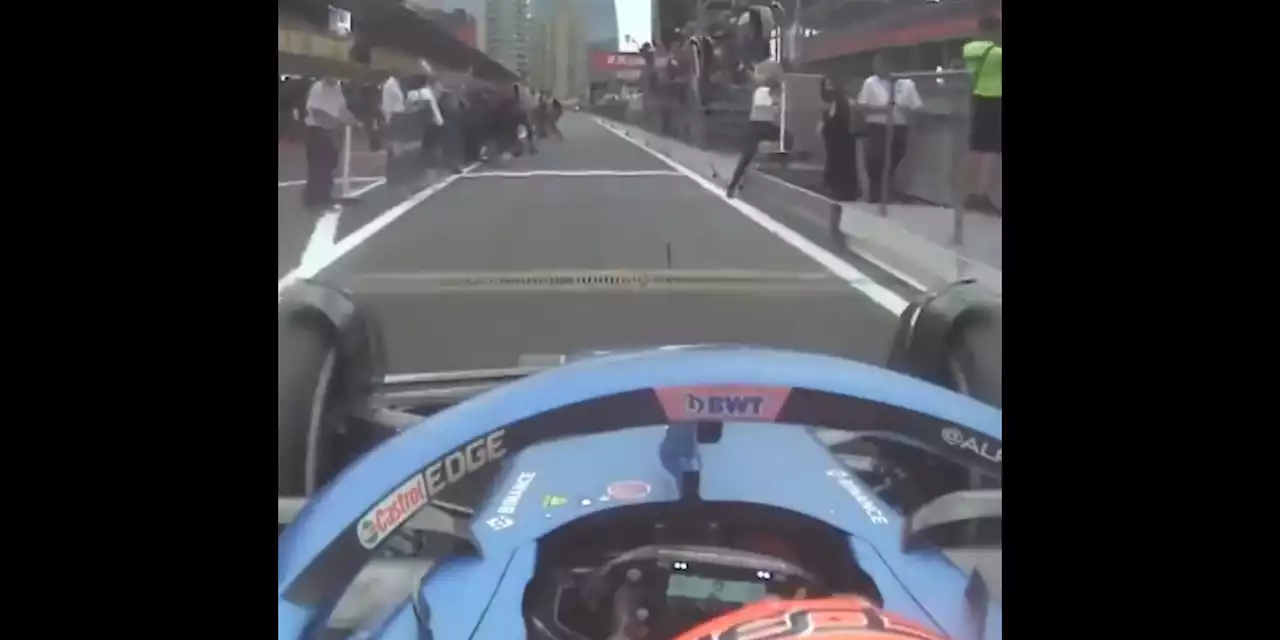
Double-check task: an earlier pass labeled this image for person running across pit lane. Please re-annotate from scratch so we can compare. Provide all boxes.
[725,60,784,199]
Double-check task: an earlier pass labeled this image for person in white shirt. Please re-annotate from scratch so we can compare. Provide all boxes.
[408,62,447,176]
[726,60,783,198]
[303,76,356,212]
[409,82,444,128]
[857,52,924,204]
[380,73,416,188]
[381,74,405,124]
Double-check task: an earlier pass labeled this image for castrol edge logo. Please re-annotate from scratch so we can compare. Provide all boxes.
[357,474,428,549]
[353,431,508,549]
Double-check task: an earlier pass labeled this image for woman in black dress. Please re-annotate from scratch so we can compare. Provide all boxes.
[819,78,862,202]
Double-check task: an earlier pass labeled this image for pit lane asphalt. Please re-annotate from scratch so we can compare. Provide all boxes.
[296,113,906,373]
[278,138,393,279]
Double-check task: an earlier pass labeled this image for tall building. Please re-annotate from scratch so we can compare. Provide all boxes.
[486,0,534,76]
[580,0,618,53]
[530,0,587,98]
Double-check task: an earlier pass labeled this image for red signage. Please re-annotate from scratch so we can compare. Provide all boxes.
[590,51,647,72]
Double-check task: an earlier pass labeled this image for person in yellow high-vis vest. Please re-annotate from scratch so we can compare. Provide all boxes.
[963,15,1002,214]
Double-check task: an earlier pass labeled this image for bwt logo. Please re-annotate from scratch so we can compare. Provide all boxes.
[685,394,765,416]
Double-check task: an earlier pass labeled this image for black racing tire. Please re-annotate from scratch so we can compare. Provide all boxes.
[947,312,1002,409]
[278,313,342,497]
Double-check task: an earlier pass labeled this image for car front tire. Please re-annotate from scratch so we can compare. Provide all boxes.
[278,314,341,497]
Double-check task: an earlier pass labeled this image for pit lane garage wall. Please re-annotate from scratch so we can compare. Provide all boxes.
[801,0,1000,71]
[278,12,378,82]
[278,2,516,84]
[790,0,1003,210]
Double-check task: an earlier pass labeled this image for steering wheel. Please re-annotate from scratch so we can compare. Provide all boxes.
[278,347,1001,639]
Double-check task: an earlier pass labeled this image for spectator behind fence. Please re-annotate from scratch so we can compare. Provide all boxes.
[303,76,357,213]
[963,15,1002,215]
[725,60,783,199]
[858,52,924,204]
[818,78,863,202]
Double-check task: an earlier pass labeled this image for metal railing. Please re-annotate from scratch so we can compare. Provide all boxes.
[875,69,971,245]
[278,119,367,198]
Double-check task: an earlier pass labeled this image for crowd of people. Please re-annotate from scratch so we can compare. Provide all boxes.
[607,2,1001,216]
[805,14,1001,214]
[280,7,1002,218]
[707,13,1000,216]
[279,62,567,214]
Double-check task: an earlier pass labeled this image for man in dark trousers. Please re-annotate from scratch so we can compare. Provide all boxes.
[548,97,564,139]
[462,84,490,163]
[515,84,539,155]
[857,52,924,203]
[494,87,523,159]
[434,84,464,173]
[302,76,356,212]
[410,65,445,178]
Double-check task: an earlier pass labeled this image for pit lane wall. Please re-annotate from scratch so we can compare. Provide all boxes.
[589,97,1001,298]
[277,11,496,83]
[596,72,1000,211]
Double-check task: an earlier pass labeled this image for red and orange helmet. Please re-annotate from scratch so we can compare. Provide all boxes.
[674,596,945,640]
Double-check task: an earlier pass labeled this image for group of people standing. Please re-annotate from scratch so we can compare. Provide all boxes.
[724,15,1003,216]
[293,60,569,214]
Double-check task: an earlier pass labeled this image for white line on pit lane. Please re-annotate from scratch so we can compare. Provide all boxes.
[594,117,908,316]
[460,170,682,179]
[296,179,389,273]
[278,177,384,188]
[744,168,929,292]
[278,163,481,297]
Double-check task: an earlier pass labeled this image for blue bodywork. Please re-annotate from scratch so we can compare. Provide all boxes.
[278,346,1002,640]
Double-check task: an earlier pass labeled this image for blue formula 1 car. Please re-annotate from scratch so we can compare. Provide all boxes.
[277,280,1002,640]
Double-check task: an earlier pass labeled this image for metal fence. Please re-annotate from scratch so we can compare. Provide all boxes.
[871,70,1003,244]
